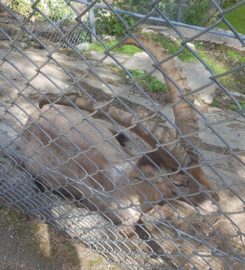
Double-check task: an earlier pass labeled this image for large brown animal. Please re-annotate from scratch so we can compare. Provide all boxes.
[20,103,185,227]
[20,33,218,230]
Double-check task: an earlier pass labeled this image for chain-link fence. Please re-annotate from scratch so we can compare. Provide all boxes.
[0,0,244,269]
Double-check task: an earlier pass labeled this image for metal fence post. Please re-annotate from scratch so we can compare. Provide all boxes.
[177,0,183,22]
[88,0,96,42]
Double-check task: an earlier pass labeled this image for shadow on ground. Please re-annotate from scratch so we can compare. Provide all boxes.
[0,202,115,270]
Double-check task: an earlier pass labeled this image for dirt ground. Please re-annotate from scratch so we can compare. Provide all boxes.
[0,201,119,270]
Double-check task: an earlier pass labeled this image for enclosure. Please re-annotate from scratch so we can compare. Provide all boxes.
[0,0,244,269]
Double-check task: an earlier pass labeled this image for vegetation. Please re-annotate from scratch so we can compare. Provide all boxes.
[148,33,244,76]
[44,0,74,21]
[196,47,228,74]
[211,97,245,112]
[90,33,196,61]
[226,49,245,63]
[218,4,245,34]
[195,41,245,92]
[93,32,243,70]
[10,0,74,20]
[10,0,244,96]
[125,69,168,93]
[95,0,147,38]
[229,100,245,112]
[211,98,222,108]
[90,40,142,56]
[223,0,239,8]
[146,32,196,62]
[95,0,149,37]
[89,32,244,94]
[183,0,210,26]
[95,10,136,38]
[10,0,31,17]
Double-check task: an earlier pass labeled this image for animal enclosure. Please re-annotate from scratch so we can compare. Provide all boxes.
[0,0,244,269]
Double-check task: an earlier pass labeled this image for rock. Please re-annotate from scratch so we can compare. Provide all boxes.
[186,42,196,51]
[179,60,217,104]
[19,42,28,49]
[103,35,116,42]
[76,42,90,51]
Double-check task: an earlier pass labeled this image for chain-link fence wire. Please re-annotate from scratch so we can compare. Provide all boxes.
[0,0,244,269]
[107,0,230,23]
[0,0,91,46]
[70,0,245,42]
[108,0,189,22]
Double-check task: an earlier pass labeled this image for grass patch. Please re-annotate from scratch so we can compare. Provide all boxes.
[226,49,245,63]
[90,34,196,61]
[211,98,222,108]
[195,41,245,92]
[89,40,142,56]
[90,33,244,71]
[145,32,196,62]
[229,100,245,112]
[146,32,245,74]
[218,5,245,34]
[211,97,245,112]
[127,69,168,93]
[195,42,229,74]
[89,33,244,94]
[197,50,228,74]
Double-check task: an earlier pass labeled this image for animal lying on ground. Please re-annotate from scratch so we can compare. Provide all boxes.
[20,103,185,227]
[19,33,218,232]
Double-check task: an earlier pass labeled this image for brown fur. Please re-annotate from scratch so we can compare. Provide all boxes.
[123,33,218,199]
[20,32,218,229]
[20,105,186,226]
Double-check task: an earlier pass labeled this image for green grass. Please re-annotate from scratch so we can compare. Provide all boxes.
[211,98,222,108]
[218,4,245,34]
[226,49,245,63]
[211,97,245,112]
[89,33,244,94]
[146,32,196,62]
[183,0,210,26]
[90,34,196,61]
[90,33,244,71]
[197,50,228,74]
[229,100,245,112]
[127,69,168,93]
[195,42,245,91]
[147,32,245,72]
[89,40,142,56]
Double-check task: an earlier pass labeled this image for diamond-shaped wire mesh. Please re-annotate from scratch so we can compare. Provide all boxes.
[0,0,244,269]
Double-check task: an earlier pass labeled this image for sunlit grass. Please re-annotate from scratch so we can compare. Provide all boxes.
[218,5,245,34]
[125,69,168,93]
[89,33,244,94]
[89,40,142,56]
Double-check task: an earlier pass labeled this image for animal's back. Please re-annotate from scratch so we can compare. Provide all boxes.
[20,105,125,197]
